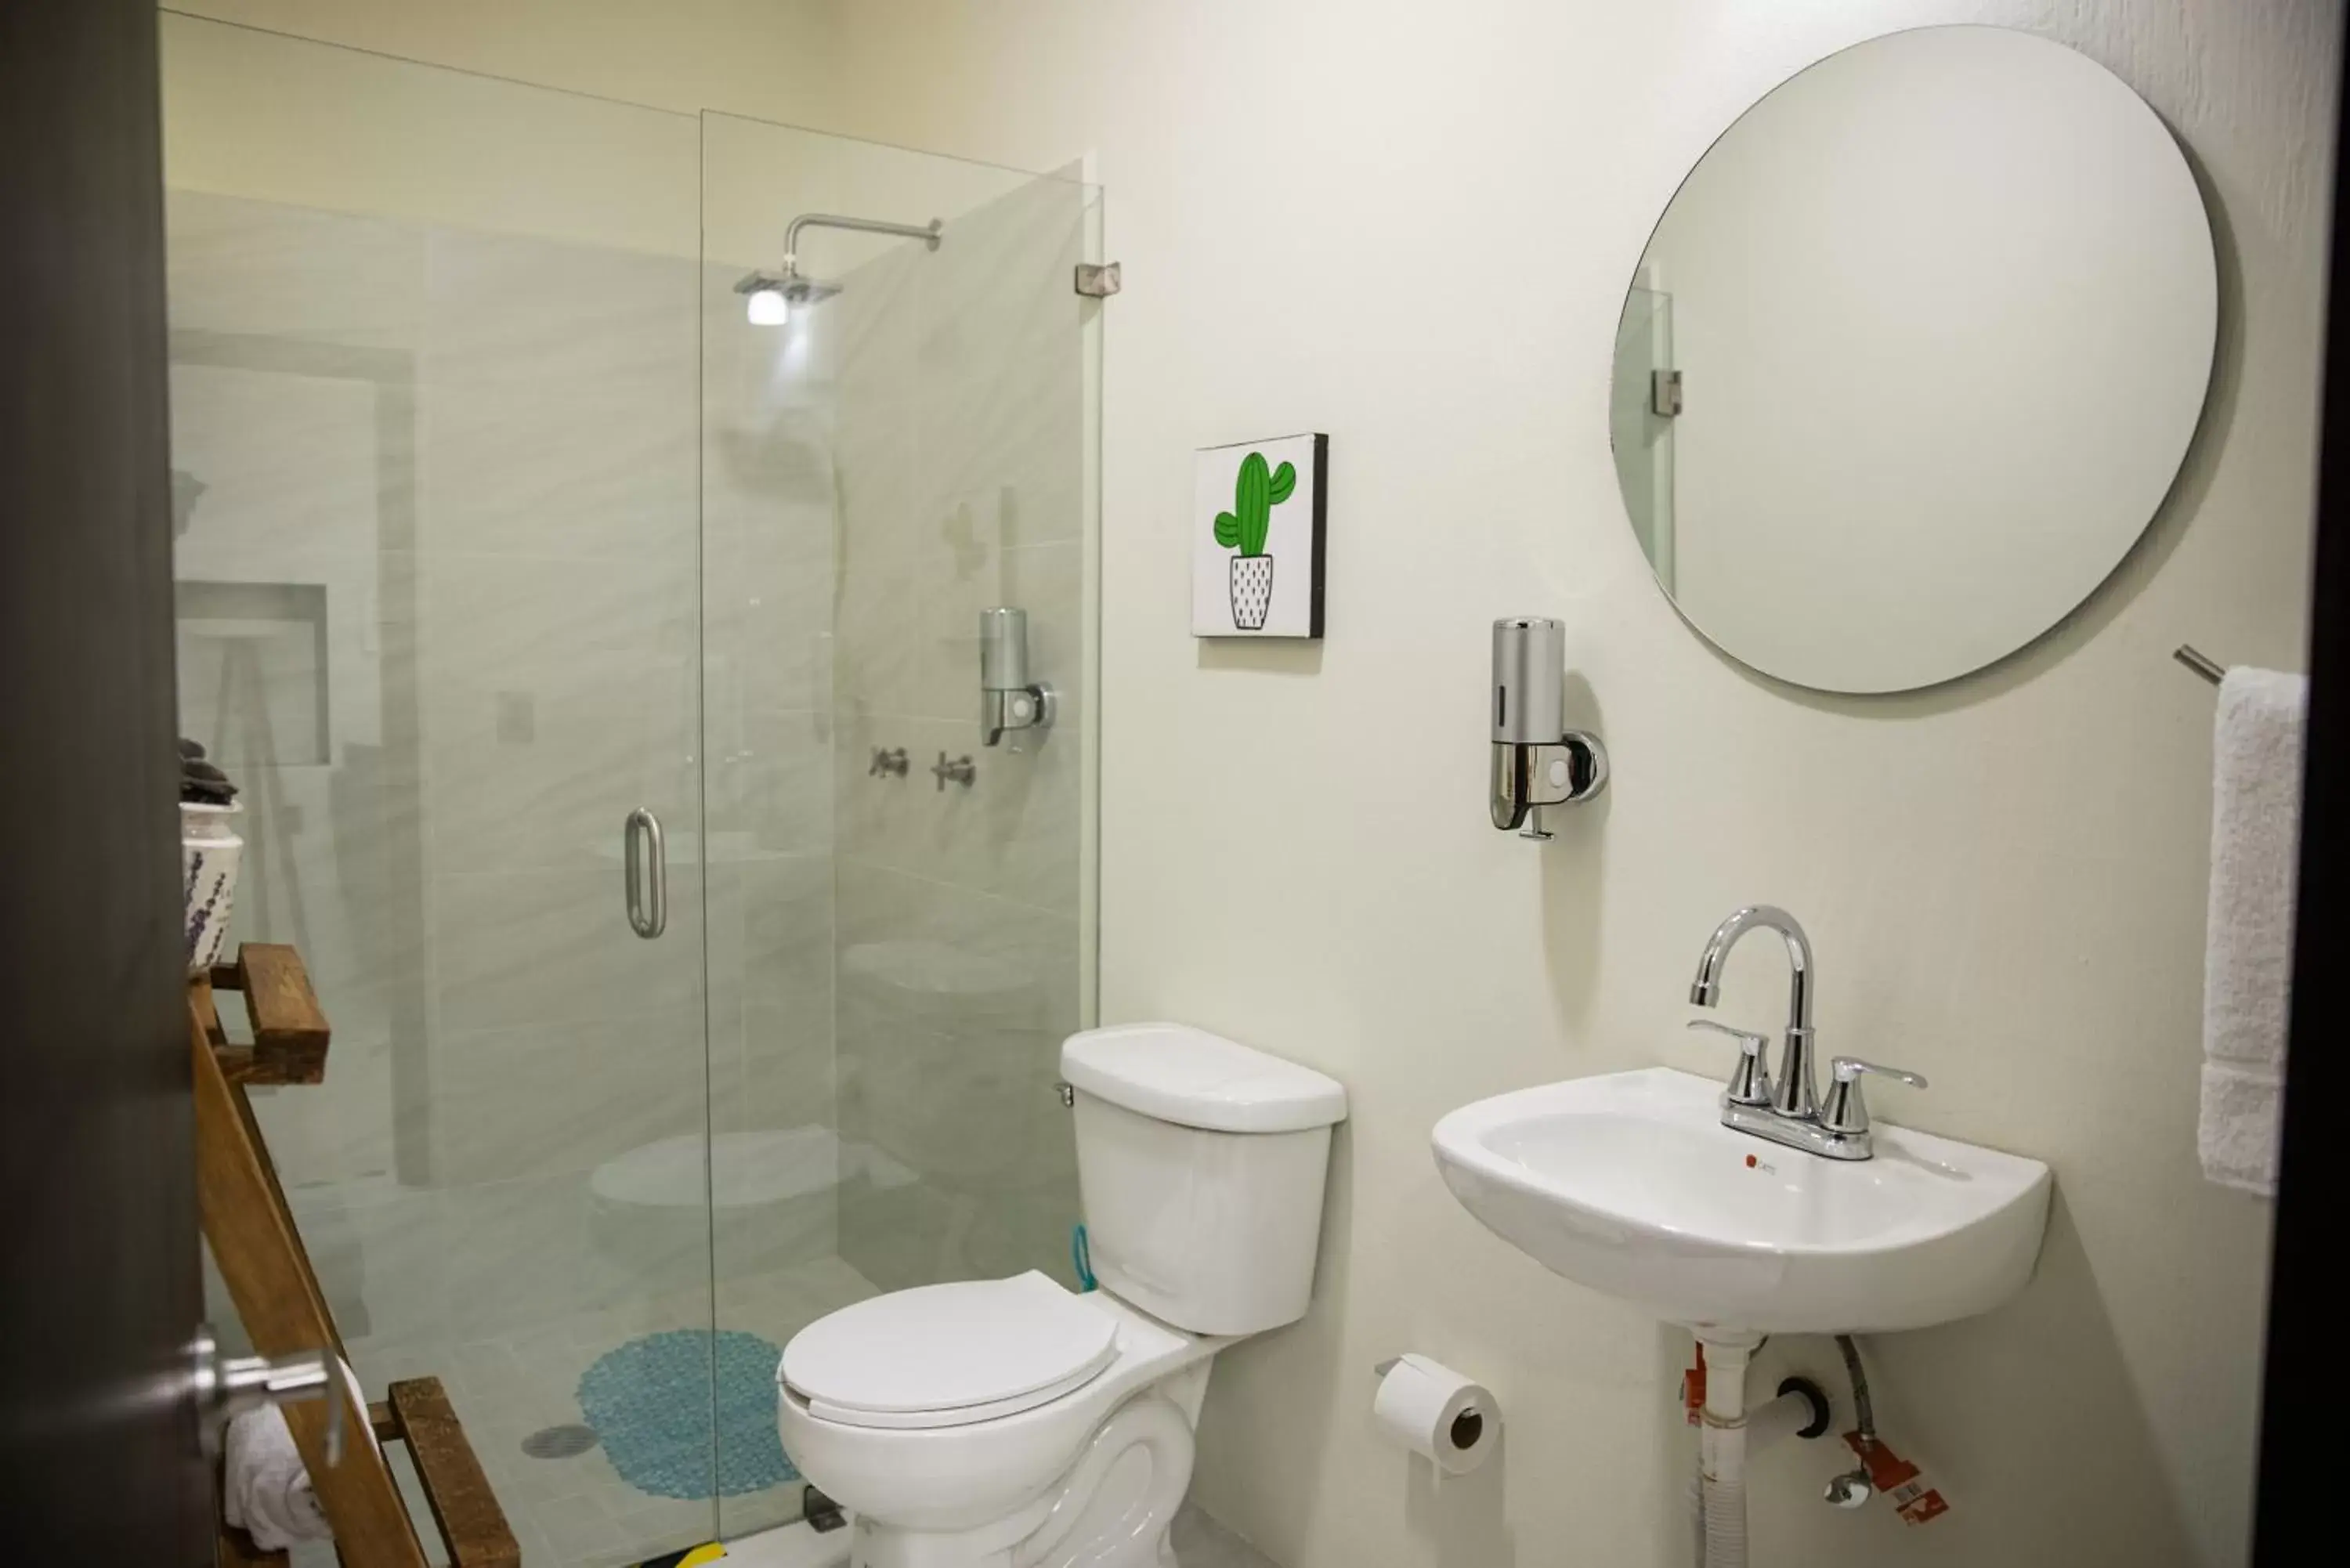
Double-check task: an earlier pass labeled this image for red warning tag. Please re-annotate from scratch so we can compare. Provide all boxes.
[1843,1432,1950,1525]
[1683,1346,1707,1427]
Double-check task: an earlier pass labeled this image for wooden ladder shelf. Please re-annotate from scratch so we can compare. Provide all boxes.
[195,943,519,1568]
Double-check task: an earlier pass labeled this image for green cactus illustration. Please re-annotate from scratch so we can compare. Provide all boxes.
[1212,450,1297,558]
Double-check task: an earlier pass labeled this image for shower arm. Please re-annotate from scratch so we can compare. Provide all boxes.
[783,213,943,272]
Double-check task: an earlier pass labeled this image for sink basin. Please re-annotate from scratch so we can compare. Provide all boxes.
[1432,1067,2052,1334]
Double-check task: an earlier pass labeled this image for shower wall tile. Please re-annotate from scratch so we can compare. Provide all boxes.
[931,714,1084,917]
[833,547,923,714]
[432,1167,713,1343]
[833,711,1080,920]
[833,854,1080,1290]
[427,867,707,1035]
[847,1010,1069,1192]
[428,724,699,877]
[417,230,696,564]
[285,1180,453,1351]
[704,527,835,721]
[166,192,426,351]
[705,844,833,1134]
[704,707,833,860]
[702,278,837,549]
[418,548,697,692]
[910,179,1085,548]
[439,1175,601,1339]
[830,245,921,419]
[702,428,837,561]
[831,418,919,571]
[428,1005,706,1186]
[739,853,837,1006]
[418,547,700,879]
[740,994,837,1134]
[911,349,1079,552]
[837,864,1079,1035]
[830,706,922,878]
[170,363,392,568]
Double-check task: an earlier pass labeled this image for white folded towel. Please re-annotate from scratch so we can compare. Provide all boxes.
[222,1357,373,1551]
[2199,666,2306,1196]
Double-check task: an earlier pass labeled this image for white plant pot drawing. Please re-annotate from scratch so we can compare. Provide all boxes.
[1211,448,1299,634]
[1230,554,1275,630]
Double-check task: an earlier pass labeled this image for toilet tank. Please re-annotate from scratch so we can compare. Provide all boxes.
[1061,1024,1347,1336]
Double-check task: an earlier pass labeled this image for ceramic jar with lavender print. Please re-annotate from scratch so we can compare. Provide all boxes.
[181,800,243,974]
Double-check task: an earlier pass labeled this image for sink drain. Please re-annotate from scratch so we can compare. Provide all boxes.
[521,1423,599,1459]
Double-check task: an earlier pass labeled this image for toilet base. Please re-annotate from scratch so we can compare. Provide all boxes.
[844,1382,1204,1568]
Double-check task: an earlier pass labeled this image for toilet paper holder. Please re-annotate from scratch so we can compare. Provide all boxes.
[1373,1357,1491,1457]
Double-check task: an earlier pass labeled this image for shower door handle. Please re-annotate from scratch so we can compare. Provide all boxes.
[624,807,667,939]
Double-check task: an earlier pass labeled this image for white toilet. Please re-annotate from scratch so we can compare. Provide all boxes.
[776,1022,1347,1568]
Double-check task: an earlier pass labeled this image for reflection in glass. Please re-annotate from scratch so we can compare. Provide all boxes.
[1610,284,1676,594]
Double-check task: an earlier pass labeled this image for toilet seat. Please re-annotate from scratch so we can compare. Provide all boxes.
[780,1271,1119,1431]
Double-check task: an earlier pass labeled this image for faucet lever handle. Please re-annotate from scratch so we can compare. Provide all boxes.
[1687,1019,1773,1107]
[1821,1057,1927,1137]
[1831,1057,1927,1089]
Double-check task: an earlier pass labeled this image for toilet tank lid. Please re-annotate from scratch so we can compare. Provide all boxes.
[1061,1023,1348,1133]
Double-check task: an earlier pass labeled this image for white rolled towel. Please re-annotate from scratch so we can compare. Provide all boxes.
[2199,666,2306,1195]
[222,1358,373,1550]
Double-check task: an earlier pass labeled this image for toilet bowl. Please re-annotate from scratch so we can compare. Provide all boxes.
[776,1024,1347,1568]
[778,1274,1224,1566]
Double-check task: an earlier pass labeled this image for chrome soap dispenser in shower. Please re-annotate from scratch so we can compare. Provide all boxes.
[979,607,1055,747]
[1490,616,1607,840]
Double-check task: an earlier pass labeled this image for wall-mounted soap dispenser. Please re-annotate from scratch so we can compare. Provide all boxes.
[1490,616,1607,840]
[980,607,1055,746]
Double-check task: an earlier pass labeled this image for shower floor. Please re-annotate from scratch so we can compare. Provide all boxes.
[319,1254,880,1568]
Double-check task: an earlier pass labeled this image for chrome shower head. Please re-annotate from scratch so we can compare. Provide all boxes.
[733,268,843,325]
[738,211,939,325]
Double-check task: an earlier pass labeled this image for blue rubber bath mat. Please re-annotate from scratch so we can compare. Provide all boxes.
[578,1329,798,1499]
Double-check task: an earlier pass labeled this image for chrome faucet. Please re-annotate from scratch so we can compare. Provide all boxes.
[1691,905,1819,1118]
[1687,905,1923,1161]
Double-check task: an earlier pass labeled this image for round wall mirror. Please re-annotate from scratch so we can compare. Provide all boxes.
[1610,26,2216,694]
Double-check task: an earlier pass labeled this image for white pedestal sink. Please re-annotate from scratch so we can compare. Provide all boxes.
[1432,1066,2052,1335]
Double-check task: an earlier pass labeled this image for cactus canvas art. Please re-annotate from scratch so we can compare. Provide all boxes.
[1193,432,1328,637]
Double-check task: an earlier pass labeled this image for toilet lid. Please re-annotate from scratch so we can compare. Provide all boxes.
[780,1271,1120,1431]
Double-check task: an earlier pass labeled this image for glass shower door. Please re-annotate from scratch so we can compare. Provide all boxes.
[162,16,722,1561]
[163,20,1102,1556]
[699,111,1102,1541]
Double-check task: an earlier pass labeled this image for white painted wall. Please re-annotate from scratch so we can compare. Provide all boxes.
[809,3,2335,1566]
[166,0,841,126]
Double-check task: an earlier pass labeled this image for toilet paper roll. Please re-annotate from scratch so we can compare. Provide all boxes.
[1372,1354,1499,1476]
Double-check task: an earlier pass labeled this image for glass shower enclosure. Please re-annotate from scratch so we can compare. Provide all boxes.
[163,14,1100,1562]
